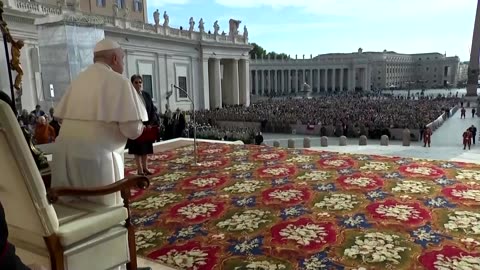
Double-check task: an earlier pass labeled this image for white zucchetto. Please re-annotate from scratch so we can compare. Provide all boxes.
[93,39,121,53]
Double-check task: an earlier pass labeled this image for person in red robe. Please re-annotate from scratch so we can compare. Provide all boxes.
[463,129,472,150]
[423,127,432,147]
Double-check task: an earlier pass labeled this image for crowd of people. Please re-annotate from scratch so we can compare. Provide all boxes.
[16,105,60,145]
[195,94,459,137]
[186,123,258,144]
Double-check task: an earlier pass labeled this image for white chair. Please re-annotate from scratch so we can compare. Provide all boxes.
[0,100,150,270]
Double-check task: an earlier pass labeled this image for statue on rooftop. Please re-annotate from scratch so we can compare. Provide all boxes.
[123,7,130,19]
[189,17,195,32]
[112,3,119,17]
[213,20,220,35]
[228,18,241,36]
[198,18,205,32]
[153,9,160,26]
[163,11,169,27]
[243,25,248,41]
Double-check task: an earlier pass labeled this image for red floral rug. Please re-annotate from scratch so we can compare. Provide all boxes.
[125,143,480,270]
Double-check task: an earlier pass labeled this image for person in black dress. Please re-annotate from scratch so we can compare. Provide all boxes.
[126,75,159,175]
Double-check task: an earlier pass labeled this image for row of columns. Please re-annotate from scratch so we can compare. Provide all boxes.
[250,67,370,95]
[205,58,250,109]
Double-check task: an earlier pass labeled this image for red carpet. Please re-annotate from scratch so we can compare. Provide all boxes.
[125,143,480,269]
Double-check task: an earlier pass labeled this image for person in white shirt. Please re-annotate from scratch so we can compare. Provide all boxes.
[51,39,148,206]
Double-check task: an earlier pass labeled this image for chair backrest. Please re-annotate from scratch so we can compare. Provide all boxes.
[0,100,58,250]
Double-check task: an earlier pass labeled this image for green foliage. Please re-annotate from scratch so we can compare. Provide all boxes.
[249,43,290,60]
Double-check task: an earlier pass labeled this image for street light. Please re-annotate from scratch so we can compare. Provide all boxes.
[169,84,198,165]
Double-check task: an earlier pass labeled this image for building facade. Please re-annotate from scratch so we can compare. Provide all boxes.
[0,0,251,113]
[250,49,461,96]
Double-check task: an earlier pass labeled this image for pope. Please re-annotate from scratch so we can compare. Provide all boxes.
[51,39,148,206]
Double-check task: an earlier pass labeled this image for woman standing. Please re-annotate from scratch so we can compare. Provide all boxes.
[126,75,159,175]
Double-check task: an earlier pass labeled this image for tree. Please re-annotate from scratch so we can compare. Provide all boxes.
[249,43,290,60]
[249,43,266,59]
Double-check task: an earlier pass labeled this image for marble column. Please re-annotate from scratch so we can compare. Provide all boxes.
[295,69,299,93]
[201,58,210,109]
[332,68,336,91]
[363,67,368,91]
[350,67,356,91]
[288,70,292,94]
[317,69,321,92]
[230,59,239,104]
[323,69,328,91]
[274,69,277,95]
[208,58,222,108]
[338,68,343,92]
[239,59,250,106]
[260,70,265,96]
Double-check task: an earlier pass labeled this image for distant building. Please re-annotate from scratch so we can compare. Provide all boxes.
[457,62,469,85]
[250,49,461,96]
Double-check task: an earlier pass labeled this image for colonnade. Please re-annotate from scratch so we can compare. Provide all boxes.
[205,58,250,109]
[250,66,370,95]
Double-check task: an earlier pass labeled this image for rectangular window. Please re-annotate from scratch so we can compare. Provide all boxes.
[142,74,153,97]
[96,0,105,7]
[178,76,188,98]
[133,0,143,11]
[116,0,125,8]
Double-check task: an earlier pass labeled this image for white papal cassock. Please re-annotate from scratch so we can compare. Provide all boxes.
[52,62,148,206]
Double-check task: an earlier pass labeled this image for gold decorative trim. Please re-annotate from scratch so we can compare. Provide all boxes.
[0,0,23,111]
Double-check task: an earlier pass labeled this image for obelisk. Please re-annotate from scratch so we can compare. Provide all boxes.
[466,0,480,96]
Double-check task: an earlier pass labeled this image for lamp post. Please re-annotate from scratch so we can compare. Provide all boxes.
[171,84,198,165]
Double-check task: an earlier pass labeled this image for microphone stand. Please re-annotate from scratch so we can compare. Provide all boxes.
[171,84,198,165]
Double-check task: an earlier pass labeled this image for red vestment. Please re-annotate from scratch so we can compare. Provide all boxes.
[463,131,472,146]
[423,129,432,146]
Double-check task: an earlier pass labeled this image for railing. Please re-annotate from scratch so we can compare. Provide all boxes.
[14,0,62,16]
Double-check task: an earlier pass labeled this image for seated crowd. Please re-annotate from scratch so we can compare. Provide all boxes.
[186,122,259,144]
[195,93,459,139]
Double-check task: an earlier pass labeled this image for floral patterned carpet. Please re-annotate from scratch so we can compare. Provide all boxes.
[125,143,480,270]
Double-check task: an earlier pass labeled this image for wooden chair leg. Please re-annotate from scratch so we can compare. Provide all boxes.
[44,234,64,270]
[126,223,137,270]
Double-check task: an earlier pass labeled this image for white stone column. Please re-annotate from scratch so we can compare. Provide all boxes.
[317,69,321,92]
[332,68,336,91]
[213,59,222,108]
[339,68,344,92]
[231,59,240,104]
[273,69,277,95]
[208,58,222,108]
[201,58,210,109]
[363,67,368,91]
[288,70,292,94]
[260,70,264,95]
[295,69,299,93]
[280,70,284,94]
[350,67,356,91]
[323,69,328,91]
[302,69,306,84]
[239,59,250,106]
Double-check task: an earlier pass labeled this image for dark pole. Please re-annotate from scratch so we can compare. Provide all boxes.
[0,2,16,113]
